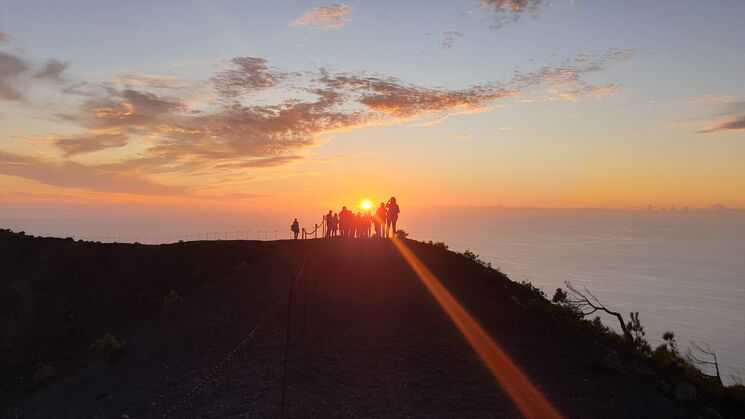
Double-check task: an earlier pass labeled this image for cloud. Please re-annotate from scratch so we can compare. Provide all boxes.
[0,51,30,100]
[215,155,303,169]
[0,151,188,196]
[693,100,745,134]
[441,31,463,49]
[50,88,187,156]
[0,49,70,101]
[320,72,515,118]
[452,133,471,140]
[55,131,130,156]
[110,74,184,89]
[3,48,629,197]
[34,59,68,81]
[0,31,11,43]
[696,115,745,134]
[513,48,632,101]
[290,4,352,30]
[212,57,282,98]
[41,51,626,164]
[479,0,549,29]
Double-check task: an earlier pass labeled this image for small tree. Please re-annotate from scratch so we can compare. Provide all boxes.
[662,331,679,356]
[626,312,651,354]
[687,341,722,385]
[563,281,632,340]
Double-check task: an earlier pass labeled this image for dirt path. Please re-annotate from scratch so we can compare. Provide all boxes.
[1,235,701,418]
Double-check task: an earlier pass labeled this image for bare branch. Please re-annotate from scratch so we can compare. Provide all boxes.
[686,341,722,385]
[563,281,631,340]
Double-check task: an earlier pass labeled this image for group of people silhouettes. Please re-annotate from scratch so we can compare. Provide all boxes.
[291,197,400,240]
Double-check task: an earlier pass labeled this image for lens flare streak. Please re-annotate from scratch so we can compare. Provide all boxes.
[390,237,564,419]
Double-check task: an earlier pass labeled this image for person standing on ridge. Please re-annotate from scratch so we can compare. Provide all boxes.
[325,210,333,238]
[374,202,386,238]
[339,206,350,238]
[364,211,372,238]
[386,197,400,238]
[331,212,339,237]
[291,218,300,240]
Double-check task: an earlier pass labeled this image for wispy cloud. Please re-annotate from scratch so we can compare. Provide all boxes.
[212,57,283,97]
[290,4,352,30]
[110,74,184,89]
[696,114,745,134]
[0,151,188,196]
[1,47,69,101]
[479,0,550,29]
[34,59,68,81]
[1,47,630,196]
[0,51,30,100]
[690,99,745,134]
[514,48,632,101]
[441,30,463,49]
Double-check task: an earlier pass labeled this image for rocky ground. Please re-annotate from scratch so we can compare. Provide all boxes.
[0,230,727,418]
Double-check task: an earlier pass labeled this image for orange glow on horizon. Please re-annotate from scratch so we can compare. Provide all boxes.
[390,237,564,419]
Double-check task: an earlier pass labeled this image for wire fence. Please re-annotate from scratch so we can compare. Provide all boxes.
[73,217,329,244]
[78,230,290,244]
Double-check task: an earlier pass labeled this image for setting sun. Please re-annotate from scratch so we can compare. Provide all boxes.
[361,199,372,210]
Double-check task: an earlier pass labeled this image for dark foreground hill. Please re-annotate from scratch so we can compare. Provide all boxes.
[0,230,736,418]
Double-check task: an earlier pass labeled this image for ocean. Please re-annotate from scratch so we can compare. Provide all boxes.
[406,208,745,384]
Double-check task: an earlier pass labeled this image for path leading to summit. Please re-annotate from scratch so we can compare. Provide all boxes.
[1,234,700,418]
[169,239,694,418]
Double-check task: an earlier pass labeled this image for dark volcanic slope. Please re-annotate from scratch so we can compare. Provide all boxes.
[0,232,705,418]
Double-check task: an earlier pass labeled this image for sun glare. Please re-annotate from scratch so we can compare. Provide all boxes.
[361,199,372,210]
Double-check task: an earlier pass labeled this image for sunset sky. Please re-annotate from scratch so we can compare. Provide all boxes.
[1,0,745,228]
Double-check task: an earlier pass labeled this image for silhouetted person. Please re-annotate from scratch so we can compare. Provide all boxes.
[386,197,400,238]
[331,213,339,236]
[339,206,352,238]
[355,212,363,238]
[364,212,372,238]
[374,203,386,238]
[291,218,300,240]
[325,210,333,238]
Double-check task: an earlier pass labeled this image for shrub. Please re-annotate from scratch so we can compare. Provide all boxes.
[626,312,651,355]
[162,289,183,310]
[427,241,449,250]
[91,333,127,361]
[396,229,409,239]
[461,250,493,270]
[552,288,568,303]
[32,363,56,387]
[517,280,546,299]
[462,249,479,262]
